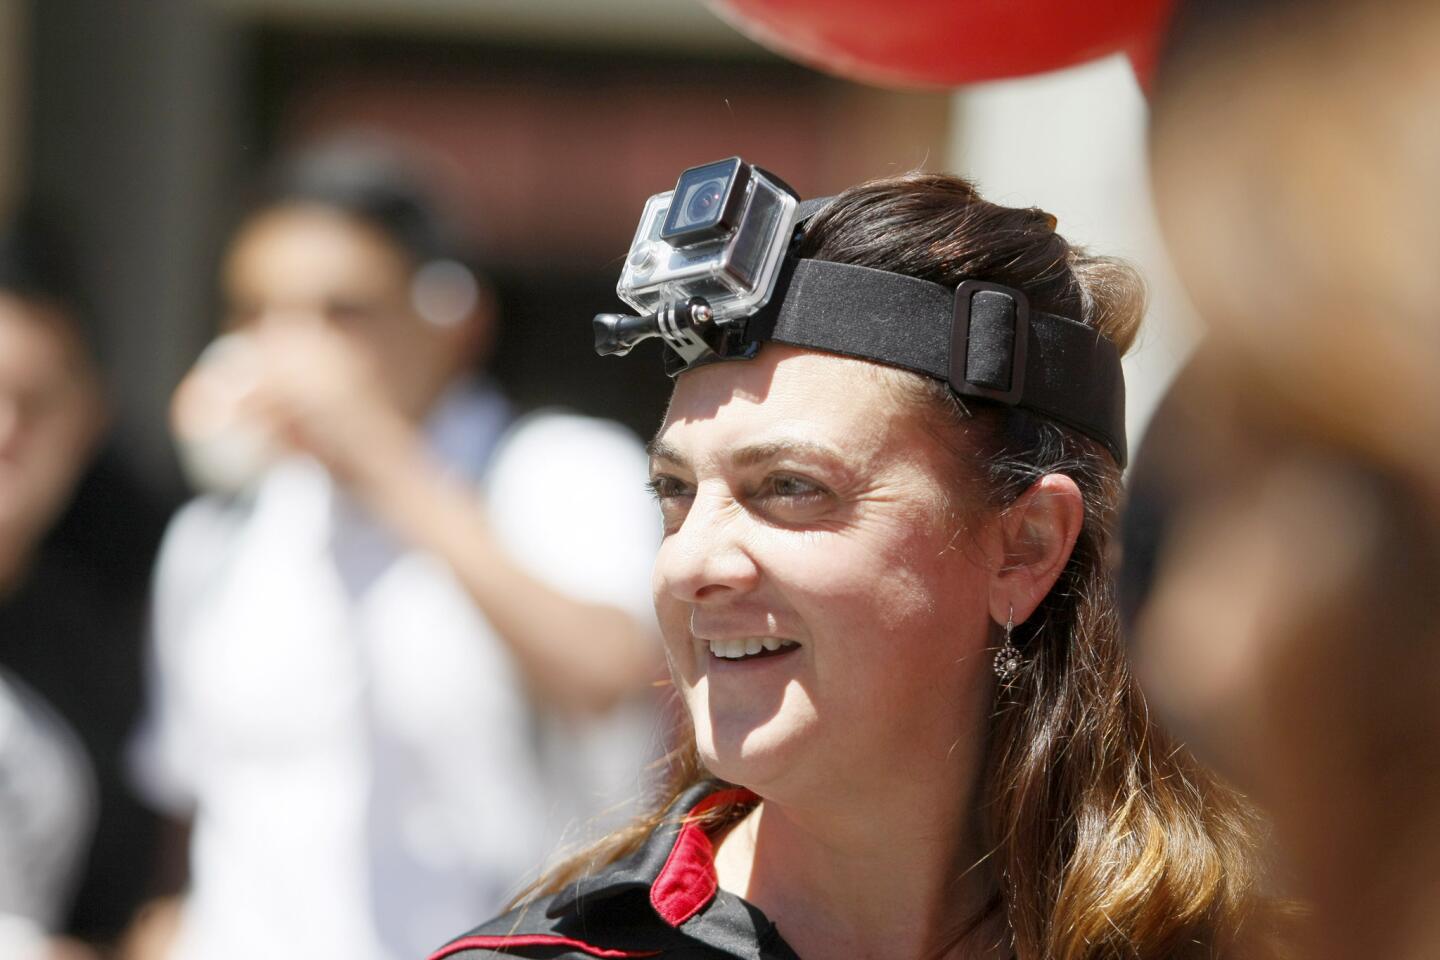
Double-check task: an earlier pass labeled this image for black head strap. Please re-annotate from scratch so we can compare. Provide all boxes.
[794,195,836,224]
[661,193,1127,465]
[773,259,1125,465]
[666,257,1128,466]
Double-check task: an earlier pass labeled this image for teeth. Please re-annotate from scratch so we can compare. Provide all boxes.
[709,638,743,659]
[706,637,798,660]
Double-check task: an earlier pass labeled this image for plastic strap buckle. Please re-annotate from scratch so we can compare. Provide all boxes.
[949,279,1029,406]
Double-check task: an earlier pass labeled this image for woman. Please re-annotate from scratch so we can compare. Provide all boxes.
[434,173,1267,960]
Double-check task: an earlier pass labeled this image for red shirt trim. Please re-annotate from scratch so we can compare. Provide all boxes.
[429,933,661,959]
[649,787,758,927]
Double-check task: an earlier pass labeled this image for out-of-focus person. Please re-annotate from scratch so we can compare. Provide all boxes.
[0,208,167,960]
[126,142,661,960]
[1122,1,1440,958]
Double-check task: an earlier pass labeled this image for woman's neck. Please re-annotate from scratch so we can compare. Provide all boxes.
[713,771,1007,960]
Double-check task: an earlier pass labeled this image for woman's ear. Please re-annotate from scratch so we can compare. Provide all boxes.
[988,473,1085,625]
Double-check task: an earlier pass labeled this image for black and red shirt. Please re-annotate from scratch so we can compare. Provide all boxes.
[428,782,803,960]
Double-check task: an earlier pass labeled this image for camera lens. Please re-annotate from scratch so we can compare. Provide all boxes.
[685,179,726,225]
[660,158,749,246]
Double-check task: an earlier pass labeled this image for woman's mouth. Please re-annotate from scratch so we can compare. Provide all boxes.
[707,637,801,661]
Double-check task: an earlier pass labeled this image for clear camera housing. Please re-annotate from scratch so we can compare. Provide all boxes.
[617,159,798,324]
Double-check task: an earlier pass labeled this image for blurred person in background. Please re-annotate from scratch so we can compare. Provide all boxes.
[1121,0,1440,957]
[0,208,166,960]
[126,141,661,960]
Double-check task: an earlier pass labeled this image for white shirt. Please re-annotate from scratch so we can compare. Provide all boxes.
[132,382,660,960]
[0,668,95,958]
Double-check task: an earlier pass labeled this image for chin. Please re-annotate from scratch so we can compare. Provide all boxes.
[690,695,821,792]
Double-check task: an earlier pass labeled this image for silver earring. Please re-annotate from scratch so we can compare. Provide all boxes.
[994,606,1023,680]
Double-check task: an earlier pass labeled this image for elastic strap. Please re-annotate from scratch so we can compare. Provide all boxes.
[700,258,1127,465]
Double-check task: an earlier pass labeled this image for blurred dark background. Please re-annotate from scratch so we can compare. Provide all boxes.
[16,0,951,503]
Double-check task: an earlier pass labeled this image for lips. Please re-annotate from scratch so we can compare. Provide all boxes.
[706,636,801,660]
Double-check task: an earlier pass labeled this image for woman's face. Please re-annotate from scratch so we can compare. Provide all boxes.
[650,345,1001,799]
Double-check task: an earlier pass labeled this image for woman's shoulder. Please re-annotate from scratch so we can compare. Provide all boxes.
[426,891,676,960]
[426,781,798,960]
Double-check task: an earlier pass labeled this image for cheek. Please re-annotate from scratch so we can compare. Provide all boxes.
[792,524,991,703]
[807,507,976,621]
[652,569,698,682]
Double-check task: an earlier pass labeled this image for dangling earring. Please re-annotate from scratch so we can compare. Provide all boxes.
[993,605,1023,680]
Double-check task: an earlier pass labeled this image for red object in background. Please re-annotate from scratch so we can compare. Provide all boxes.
[707,0,1174,89]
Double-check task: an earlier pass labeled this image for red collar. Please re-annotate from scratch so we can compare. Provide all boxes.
[430,782,784,960]
[649,786,758,925]
[541,781,759,927]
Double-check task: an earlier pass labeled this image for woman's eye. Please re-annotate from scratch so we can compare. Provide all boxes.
[768,475,822,498]
[647,474,694,532]
[646,475,691,501]
[755,474,831,517]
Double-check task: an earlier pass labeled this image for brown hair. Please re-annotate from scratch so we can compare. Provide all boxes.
[523,173,1270,958]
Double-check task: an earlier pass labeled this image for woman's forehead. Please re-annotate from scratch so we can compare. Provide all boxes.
[656,346,910,464]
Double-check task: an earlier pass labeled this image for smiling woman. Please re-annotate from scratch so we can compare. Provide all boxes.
[648,347,1006,804]
[433,174,1273,960]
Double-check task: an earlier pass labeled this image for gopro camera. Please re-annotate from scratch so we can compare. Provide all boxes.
[595,157,799,364]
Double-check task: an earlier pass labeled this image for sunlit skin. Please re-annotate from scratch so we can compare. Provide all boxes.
[648,344,1083,959]
[651,347,996,801]
[0,295,104,590]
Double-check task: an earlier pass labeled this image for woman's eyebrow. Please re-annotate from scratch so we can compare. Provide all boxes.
[647,437,846,470]
[646,438,687,467]
[730,439,843,468]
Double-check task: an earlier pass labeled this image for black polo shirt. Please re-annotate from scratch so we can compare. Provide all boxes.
[428,782,803,960]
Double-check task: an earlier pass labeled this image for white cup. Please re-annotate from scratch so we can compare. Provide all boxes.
[171,333,278,495]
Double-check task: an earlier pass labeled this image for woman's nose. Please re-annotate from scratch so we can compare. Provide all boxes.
[656,491,760,604]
